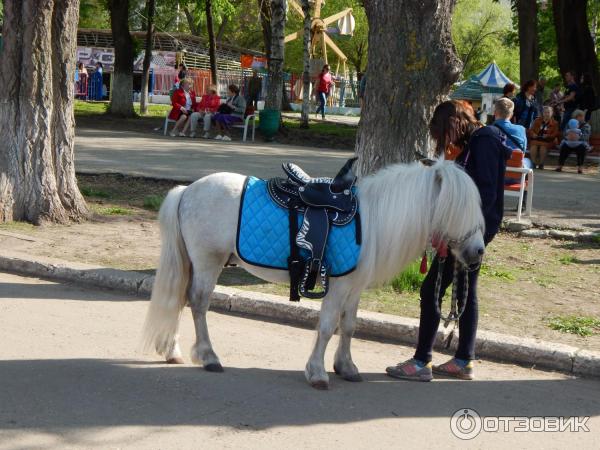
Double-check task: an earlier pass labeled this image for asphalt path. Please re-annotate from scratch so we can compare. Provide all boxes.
[74,128,600,230]
[0,272,598,449]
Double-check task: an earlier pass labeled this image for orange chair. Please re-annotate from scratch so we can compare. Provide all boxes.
[504,150,534,221]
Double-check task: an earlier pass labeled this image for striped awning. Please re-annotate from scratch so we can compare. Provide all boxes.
[474,62,514,88]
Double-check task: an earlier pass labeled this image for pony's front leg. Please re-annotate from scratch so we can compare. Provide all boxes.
[334,293,362,382]
[305,287,345,389]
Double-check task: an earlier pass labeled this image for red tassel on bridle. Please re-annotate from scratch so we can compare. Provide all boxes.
[420,252,428,274]
[431,235,449,258]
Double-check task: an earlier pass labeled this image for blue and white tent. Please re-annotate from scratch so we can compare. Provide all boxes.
[474,62,514,88]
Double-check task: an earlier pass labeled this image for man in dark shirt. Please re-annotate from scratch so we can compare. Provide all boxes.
[560,70,579,130]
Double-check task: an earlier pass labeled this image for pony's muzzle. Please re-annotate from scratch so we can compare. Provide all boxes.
[462,246,484,271]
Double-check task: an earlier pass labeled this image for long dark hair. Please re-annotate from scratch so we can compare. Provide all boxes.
[429,100,481,157]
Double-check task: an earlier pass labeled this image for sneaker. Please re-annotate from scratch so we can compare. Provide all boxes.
[539,164,544,170]
[214,135,223,140]
[202,132,210,139]
[555,167,562,172]
[432,358,474,380]
[578,168,583,174]
[190,132,196,138]
[222,135,232,142]
[386,358,433,382]
[178,132,186,137]
[169,131,177,137]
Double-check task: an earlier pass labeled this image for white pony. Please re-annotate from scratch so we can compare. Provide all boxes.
[143,159,485,389]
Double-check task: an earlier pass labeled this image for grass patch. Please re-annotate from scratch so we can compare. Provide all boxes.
[548,316,600,337]
[480,263,515,280]
[558,254,576,264]
[282,118,357,138]
[389,261,425,293]
[74,100,171,118]
[80,186,112,199]
[592,234,600,244]
[143,195,164,211]
[0,221,36,232]
[94,206,135,216]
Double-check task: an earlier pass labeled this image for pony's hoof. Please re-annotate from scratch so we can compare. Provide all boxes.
[334,364,362,382]
[204,363,224,372]
[342,373,363,382]
[310,380,329,390]
[166,357,185,364]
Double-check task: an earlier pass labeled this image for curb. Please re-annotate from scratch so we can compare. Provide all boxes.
[0,252,598,378]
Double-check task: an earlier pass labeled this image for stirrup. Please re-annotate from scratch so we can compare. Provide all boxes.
[299,260,329,299]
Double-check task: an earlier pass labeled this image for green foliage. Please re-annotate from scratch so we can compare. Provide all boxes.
[143,195,164,211]
[548,316,600,337]
[389,261,426,294]
[480,263,516,280]
[95,206,135,216]
[453,0,519,81]
[79,0,110,29]
[558,254,576,264]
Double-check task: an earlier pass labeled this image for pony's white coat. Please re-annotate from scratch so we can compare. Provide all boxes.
[142,160,485,388]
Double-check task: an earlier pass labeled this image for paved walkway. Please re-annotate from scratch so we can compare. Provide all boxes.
[74,128,600,231]
[1,272,598,449]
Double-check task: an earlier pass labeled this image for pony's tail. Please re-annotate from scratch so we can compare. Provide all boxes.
[142,185,190,356]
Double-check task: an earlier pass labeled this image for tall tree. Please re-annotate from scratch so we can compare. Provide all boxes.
[108,0,135,116]
[206,0,219,84]
[356,0,462,174]
[257,0,273,59]
[265,0,287,110]
[553,0,600,94]
[0,0,88,223]
[140,0,156,115]
[516,0,539,84]
[300,0,311,128]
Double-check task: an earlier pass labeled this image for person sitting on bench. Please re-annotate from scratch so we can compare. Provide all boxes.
[168,79,197,137]
[212,84,246,142]
[183,84,221,139]
[555,116,591,174]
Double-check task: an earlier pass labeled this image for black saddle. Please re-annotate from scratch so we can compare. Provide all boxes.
[267,157,359,301]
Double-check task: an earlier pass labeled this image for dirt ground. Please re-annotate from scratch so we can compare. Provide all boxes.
[1,174,599,351]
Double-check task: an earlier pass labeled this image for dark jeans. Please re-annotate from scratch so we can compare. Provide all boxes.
[559,143,587,166]
[316,92,327,118]
[414,252,481,363]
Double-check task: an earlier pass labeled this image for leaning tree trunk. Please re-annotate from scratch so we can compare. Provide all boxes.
[300,0,312,128]
[553,0,600,95]
[206,0,219,85]
[265,0,287,110]
[140,0,156,115]
[356,0,462,175]
[108,0,135,117]
[516,0,539,85]
[0,0,88,224]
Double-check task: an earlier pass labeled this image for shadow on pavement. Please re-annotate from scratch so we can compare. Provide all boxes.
[0,358,598,432]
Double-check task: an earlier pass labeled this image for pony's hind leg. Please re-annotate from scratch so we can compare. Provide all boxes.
[189,256,226,372]
[333,293,362,382]
[164,334,184,364]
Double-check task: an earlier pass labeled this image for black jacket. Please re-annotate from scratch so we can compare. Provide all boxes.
[456,126,513,243]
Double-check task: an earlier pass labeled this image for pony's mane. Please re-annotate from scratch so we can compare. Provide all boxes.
[355,159,484,286]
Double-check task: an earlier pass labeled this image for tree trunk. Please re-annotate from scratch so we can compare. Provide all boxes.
[300,0,311,128]
[183,5,201,36]
[553,0,600,95]
[216,16,229,42]
[356,0,461,175]
[108,0,135,117]
[257,0,272,60]
[516,0,539,85]
[0,0,88,224]
[140,0,155,115]
[265,0,287,110]
[206,0,219,85]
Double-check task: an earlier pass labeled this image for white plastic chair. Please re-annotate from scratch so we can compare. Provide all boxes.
[232,114,256,142]
[163,112,176,136]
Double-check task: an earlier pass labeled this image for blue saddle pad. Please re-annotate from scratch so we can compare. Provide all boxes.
[236,176,361,276]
